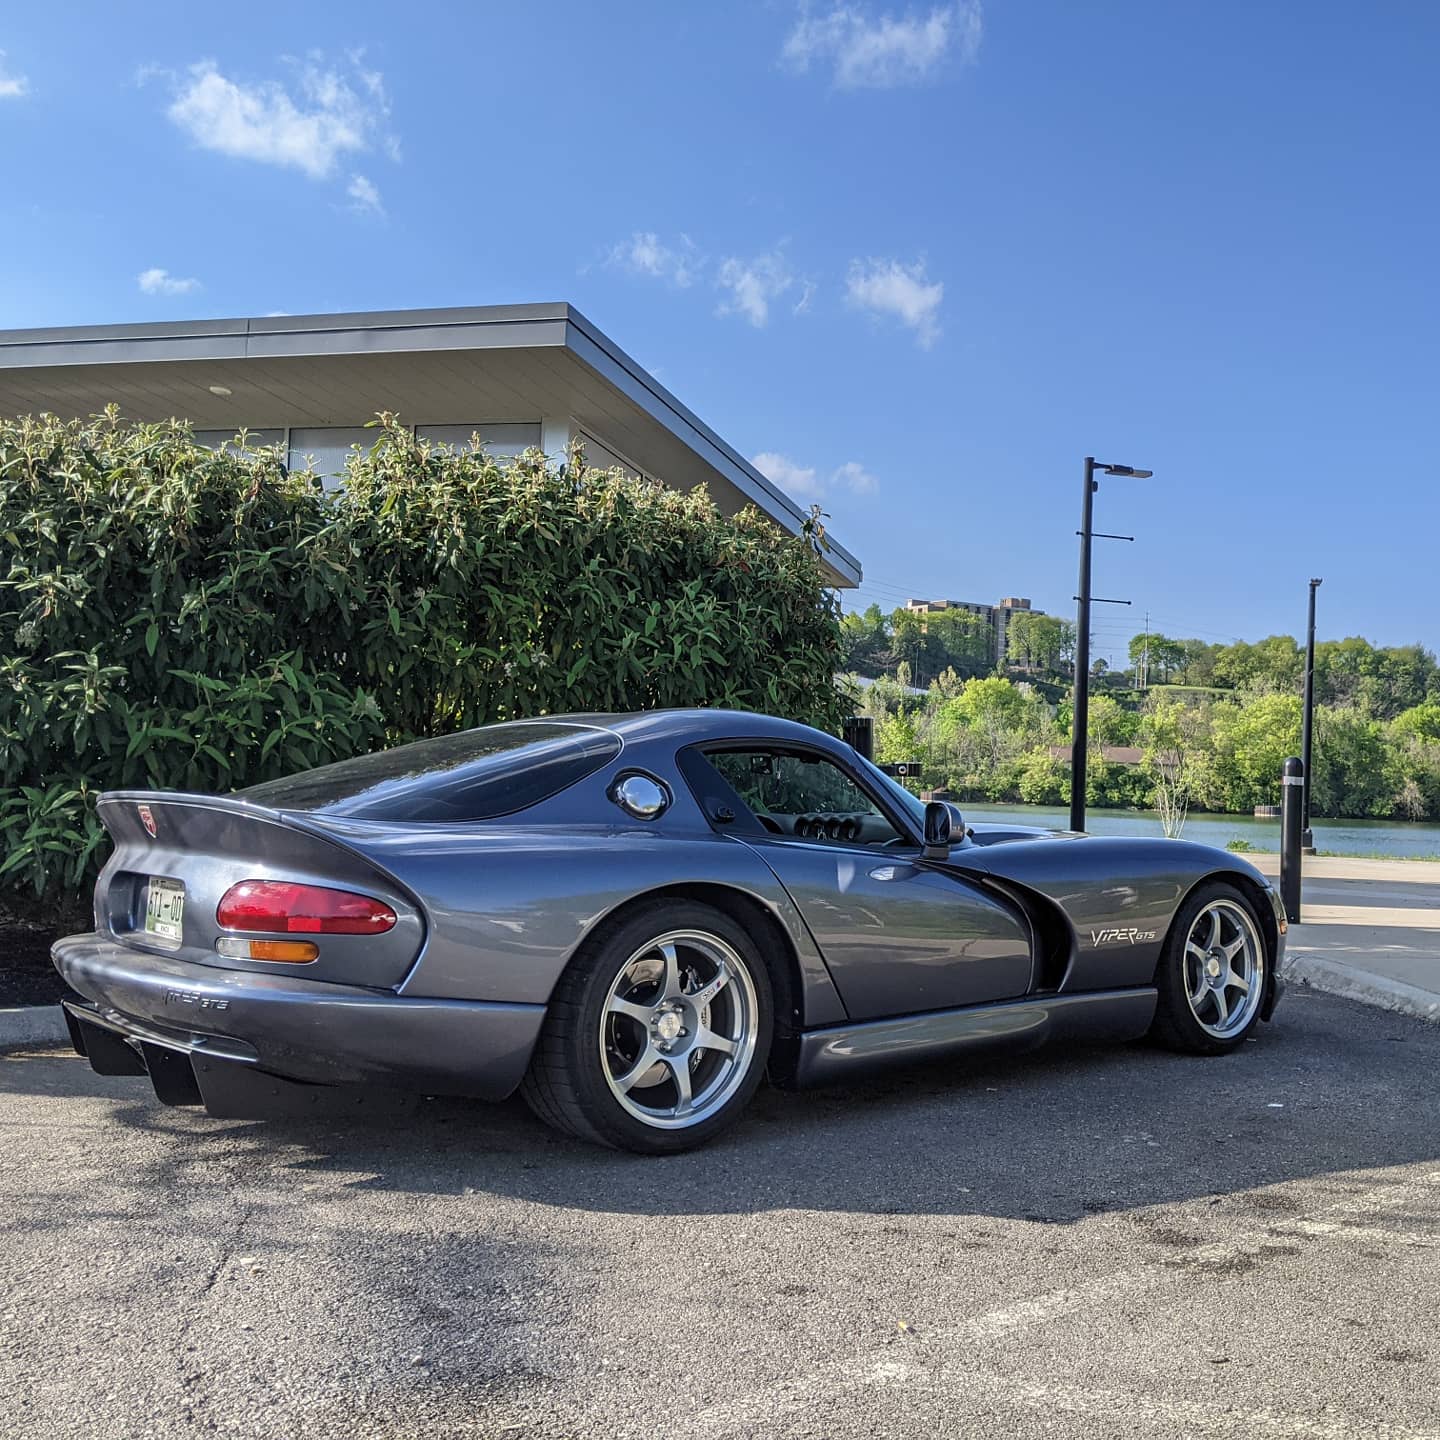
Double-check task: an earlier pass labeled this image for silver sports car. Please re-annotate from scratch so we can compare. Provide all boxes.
[54,709,1286,1153]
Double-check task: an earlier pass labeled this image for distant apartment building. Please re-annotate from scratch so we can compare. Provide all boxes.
[904,596,1039,667]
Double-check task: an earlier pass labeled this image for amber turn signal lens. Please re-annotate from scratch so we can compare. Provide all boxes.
[215,937,319,963]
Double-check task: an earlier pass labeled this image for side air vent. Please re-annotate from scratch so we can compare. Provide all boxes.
[984,878,1074,992]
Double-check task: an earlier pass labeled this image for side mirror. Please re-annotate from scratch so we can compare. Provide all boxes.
[923,800,953,860]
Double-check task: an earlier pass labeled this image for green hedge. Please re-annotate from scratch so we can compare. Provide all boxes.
[1,410,844,904]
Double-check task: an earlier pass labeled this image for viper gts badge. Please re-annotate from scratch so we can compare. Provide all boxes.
[137,804,157,839]
[1090,926,1157,946]
[165,990,229,1012]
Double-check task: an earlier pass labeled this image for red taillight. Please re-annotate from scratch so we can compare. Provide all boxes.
[216,880,397,936]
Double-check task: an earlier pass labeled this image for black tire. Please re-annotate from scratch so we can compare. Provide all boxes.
[520,899,774,1154]
[1149,880,1269,1055]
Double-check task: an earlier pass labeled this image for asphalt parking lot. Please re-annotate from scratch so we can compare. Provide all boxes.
[3,988,1438,1440]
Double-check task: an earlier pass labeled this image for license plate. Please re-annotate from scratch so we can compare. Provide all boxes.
[144,877,186,944]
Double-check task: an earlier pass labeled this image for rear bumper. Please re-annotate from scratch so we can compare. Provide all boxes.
[53,932,544,1108]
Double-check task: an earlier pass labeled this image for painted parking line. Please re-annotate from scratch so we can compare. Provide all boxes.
[1293,905,1440,929]
[858,1371,1440,1440]
[1273,1217,1440,1249]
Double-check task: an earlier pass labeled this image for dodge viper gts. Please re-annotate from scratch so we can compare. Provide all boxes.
[54,710,1285,1152]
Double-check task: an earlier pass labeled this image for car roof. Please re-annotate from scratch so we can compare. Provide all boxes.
[541,708,842,749]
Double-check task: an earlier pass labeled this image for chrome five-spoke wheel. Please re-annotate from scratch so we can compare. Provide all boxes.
[1181,897,1265,1040]
[600,929,760,1130]
[1150,881,1270,1054]
[521,899,774,1152]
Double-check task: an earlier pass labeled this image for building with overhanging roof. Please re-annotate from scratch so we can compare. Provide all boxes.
[0,302,860,588]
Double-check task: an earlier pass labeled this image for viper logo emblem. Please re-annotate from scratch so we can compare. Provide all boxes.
[1090,926,1157,946]
[138,804,157,839]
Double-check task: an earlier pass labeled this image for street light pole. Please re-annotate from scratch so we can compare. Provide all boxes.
[1070,456,1152,834]
[1070,459,1098,834]
[1300,577,1323,853]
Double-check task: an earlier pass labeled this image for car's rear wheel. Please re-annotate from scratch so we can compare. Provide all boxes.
[520,900,774,1153]
[1150,881,1268,1054]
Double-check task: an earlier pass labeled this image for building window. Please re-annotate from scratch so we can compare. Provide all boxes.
[194,428,285,452]
[287,427,379,490]
[417,423,541,459]
[576,430,645,479]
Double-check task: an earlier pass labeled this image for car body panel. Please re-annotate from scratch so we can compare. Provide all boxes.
[950,836,1284,1001]
[793,987,1159,1086]
[305,819,849,1025]
[735,837,1034,1019]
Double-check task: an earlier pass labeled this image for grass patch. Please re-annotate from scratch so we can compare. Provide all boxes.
[1314,849,1440,862]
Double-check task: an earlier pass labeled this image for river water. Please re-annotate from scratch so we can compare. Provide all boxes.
[963,803,1440,859]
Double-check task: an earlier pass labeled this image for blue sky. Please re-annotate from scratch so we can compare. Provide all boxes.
[3,2,1438,662]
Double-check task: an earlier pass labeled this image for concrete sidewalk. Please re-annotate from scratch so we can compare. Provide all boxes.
[1246,852,1440,1023]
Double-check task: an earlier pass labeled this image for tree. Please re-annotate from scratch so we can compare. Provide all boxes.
[927,607,992,677]
[1128,631,1186,684]
[1177,639,1220,686]
[1207,693,1302,811]
[875,708,921,767]
[1127,632,1153,680]
[1311,707,1393,818]
[1392,703,1440,743]
[929,676,1053,798]
[838,612,877,673]
[1139,693,1212,838]
[1008,612,1073,676]
[1087,693,1138,747]
[888,609,938,685]
[1017,747,1068,805]
[1388,715,1440,819]
[928,665,966,700]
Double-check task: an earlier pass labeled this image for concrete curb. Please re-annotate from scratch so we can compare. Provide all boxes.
[0,1005,68,1049]
[1286,954,1440,1026]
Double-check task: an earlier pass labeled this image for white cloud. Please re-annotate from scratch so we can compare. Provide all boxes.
[717,251,793,327]
[605,231,699,287]
[782,2,981,88]
[347,172,383,214]
[0,51,28,98]
[792,279,817,316]
[137,267,201,296]
[833,460,879,495]
[753,452,822,498]
[845,256,943,347]
[167,56,392,180]
[754,452,878,500]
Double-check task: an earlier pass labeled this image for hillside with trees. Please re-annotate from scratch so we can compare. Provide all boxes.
[846,609,1440,821]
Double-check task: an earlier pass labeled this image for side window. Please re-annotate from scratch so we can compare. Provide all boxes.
[704,749,906,847]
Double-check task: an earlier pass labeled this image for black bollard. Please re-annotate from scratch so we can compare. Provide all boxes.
[843,715,874,760]
[1280,756,1304,924]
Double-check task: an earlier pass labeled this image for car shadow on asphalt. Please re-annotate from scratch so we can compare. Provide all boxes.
[4,990,1437,1225]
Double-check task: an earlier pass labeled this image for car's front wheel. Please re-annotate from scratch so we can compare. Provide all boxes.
[521,900,774,1153]
[1150,881,1269,1054]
